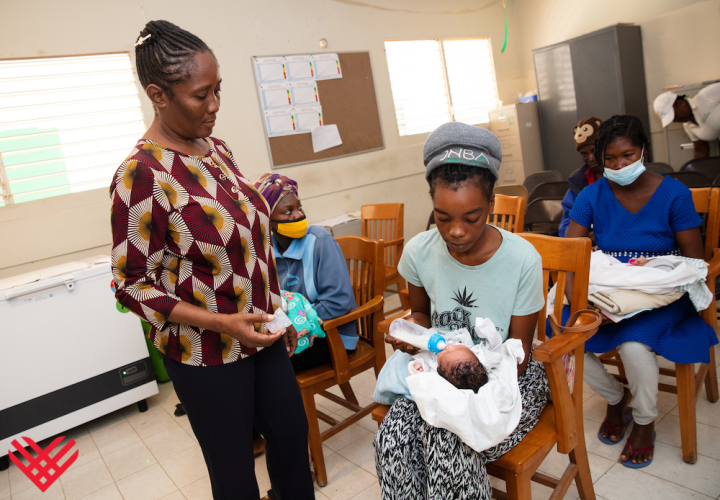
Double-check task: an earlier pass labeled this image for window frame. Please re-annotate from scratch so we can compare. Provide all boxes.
[384,37,500,137]
[0,51,148,207]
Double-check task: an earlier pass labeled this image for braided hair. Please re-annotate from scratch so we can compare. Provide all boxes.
[134,20,212,96]
[594,115,649,167]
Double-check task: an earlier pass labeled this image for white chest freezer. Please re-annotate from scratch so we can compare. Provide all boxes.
[0,256,158,465]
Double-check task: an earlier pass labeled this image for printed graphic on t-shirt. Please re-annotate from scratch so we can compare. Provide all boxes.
[431,287,477,340]
[431,287,506,341]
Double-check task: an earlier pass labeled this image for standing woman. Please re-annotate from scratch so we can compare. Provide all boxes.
[374,123,550,498]
[110,21,314,499]
[565,115,719,468]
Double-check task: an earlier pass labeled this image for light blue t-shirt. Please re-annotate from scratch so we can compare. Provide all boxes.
[397,227,544,343]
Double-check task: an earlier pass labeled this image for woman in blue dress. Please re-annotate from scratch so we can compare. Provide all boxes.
[565,115,718,468]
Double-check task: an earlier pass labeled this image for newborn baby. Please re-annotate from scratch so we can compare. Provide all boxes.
[412,344,489,393]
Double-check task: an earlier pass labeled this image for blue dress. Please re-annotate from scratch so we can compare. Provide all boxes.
[561,176,718,364]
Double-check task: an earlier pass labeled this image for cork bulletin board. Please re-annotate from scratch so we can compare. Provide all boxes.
[255,52,384,168]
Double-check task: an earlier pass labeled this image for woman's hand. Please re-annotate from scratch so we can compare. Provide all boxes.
[588,305,614,325]
[384,333,420,355]
[284,324,298,356]
[219,312,283,348]
[384,313,430,354]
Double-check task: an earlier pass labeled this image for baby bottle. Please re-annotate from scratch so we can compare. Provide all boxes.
[389,319,446,353]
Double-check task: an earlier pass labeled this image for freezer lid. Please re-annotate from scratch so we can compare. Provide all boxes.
[0,255,112,302]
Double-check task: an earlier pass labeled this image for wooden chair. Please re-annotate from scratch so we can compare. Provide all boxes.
[296,235,386,486]
[361,204,405,316]
[599,186,720,463]
[495,184,529,201]
[373,235,602,500]
[490,194,526,233]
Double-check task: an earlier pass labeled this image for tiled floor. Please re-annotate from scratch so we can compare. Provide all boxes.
[2,294,720,499]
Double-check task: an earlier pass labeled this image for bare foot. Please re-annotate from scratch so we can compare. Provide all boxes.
[599,387,632,442]
[621,421,655,464]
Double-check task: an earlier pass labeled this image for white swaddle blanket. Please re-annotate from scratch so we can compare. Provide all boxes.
[407,318,525,453]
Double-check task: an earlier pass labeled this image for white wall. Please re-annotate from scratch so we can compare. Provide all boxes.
[0,0,525,279]
[512,0,720,163]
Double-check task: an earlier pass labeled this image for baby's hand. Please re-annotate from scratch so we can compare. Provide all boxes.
[412,360,424,372]
[629,257,652,266]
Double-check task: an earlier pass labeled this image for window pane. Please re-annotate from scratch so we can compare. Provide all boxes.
[384,40,452,136]
[0,53,145,205]
[442,39,500,125]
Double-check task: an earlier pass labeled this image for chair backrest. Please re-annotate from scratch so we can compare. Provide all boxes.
[667,171,712,187]
[681,157,720,181]
[528,181,569,204]
[494,184,529,200]
[690,187,720,261]
[646,162,674,174]
[334,235,385,344]
[519,234,591,340]
[520,234,592,453]
[524,198,563,234]
[568,168,580,179]
[488,194,526,233]
[524,170,563,194]
[426,211,436,231]
[361,203,404,269]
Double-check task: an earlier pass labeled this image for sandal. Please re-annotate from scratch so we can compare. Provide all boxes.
[621,432,656,469]
[597,407,633,445]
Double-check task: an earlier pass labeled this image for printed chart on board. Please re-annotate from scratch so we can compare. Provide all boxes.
[253,53,342,139]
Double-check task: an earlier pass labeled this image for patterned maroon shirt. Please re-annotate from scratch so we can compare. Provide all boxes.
[110,138,281,366]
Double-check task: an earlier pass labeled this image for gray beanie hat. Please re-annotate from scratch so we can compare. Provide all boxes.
[423,122,502,181]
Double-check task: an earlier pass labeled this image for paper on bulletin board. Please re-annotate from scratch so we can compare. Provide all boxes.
[312,53,342,80]
[259,82,293,110]
[264,109,297,137]
[294,106,323,133]
[311,124,342,152]
[253,56,288,84]
[285,55,316,81]
[290,80,320,106]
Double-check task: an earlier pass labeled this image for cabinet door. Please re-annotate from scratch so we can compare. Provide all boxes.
[497,160,525,186]
[498,135,523,162]
[489,108,520,137]
[570,29,623,121]
[533,43,578,179]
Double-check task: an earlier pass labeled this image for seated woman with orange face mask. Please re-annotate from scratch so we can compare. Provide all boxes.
[255,173,358,372]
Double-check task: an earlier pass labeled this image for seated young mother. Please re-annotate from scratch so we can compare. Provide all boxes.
[373,123,551,499]
[254,173,358,372]
[564,115,719,468]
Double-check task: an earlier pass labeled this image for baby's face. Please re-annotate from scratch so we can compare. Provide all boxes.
[437,344,478,371]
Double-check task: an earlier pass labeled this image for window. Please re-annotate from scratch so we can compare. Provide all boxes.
[0,53,146,206]
[384,39,500,136]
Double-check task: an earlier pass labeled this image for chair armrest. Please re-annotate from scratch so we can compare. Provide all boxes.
[532,310,602,364]
[378,309,412,335]
[385,237,404,249]
[707,250,720,281]
[322,295,384,385]
[323,296,384,331]
[533,310,600,455]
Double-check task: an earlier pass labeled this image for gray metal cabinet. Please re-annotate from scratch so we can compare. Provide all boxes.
[533,25,649,179]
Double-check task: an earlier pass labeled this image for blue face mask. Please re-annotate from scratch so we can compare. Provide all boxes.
[603,148,645,186]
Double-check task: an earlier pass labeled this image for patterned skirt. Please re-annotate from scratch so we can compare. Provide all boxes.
[373,354,550,500]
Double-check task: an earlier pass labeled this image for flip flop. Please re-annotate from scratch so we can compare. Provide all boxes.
[597,407,633,445]
[621,432,656,469]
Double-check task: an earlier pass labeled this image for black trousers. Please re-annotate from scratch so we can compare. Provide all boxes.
[163,339,314,500]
